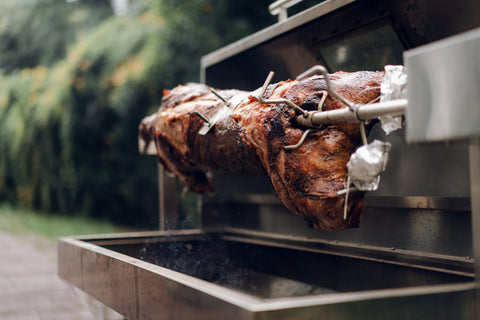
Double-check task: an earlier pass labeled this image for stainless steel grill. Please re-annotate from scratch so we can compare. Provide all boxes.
[58,0,480,318]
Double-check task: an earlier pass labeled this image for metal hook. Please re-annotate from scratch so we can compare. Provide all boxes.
[285,129,314,150]
[359,122,368,146]
[314,90,328,112]
[193,111,210,124]
[285,90,328,150]
[296,65,357,112]
[257,71,308,116]
[297,66,372,145]
[355,86,381,98]
[343,175,351,220]
[210,89,230,106]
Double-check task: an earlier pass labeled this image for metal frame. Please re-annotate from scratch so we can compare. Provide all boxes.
[269,0,306,22]
[469,138,480,316]
[202,195,471,212]
[200,0,357,83]
[158,166,178,230]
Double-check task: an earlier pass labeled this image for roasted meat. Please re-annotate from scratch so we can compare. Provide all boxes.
[139,71,384,230]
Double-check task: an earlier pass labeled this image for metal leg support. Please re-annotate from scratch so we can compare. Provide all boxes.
[158,164,178,231]
[469,138,480,319]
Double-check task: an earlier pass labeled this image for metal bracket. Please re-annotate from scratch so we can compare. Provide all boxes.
[269,0,304,22]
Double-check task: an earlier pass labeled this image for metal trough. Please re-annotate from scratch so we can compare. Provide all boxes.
[58,229,475,320]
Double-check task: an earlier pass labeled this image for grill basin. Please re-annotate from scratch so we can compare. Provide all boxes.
[58,230,475,320]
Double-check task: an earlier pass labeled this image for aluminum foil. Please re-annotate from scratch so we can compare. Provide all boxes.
[379,65,407,134]
[347,140,392,191]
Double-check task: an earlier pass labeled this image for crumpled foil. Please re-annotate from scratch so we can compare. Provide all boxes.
[347,140,392,191]
[379,65,407,134]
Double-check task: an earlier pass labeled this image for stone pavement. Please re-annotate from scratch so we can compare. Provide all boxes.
[0,231,96,320]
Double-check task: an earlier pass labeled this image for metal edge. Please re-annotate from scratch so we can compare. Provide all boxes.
[250,281,477,312]
[364,196,471,212]
[404,27,480,60]
[214,228,475,277]
[60,228,204,242]
[203,194,471,211]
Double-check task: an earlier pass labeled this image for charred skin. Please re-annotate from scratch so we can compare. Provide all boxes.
[139,71,384,230]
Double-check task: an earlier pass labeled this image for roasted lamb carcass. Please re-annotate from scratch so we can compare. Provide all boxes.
[139,71,384,230]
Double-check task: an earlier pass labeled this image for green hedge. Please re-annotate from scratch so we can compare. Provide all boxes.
[0,0,274,228]
[0,15,163,226]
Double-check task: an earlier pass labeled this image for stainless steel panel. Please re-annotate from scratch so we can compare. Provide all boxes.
[82,246,137,319]
[405,27,480,142]
[256,287,476,320]
[367,126,470,198]
[58,239,83,289]
[59,238,138,319]
[202,197,473,258]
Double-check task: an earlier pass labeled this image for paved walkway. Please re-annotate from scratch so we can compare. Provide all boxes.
[0,231,97,320]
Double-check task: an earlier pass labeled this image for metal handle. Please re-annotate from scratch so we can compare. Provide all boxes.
[269,0,305,22]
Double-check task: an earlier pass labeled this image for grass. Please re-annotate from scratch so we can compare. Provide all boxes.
[0,203,135,241]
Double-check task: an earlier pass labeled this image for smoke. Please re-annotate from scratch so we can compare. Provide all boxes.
[135,234,336,298]
[137,234,238,283]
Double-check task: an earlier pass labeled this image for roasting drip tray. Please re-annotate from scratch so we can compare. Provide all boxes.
[58,229,476,319]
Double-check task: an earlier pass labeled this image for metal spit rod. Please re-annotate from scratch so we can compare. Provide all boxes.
[294,65,407,126]
[295,98,407,126]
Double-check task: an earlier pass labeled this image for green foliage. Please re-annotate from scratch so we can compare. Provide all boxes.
[0,0,113,73]
[0,0,275,228]
[63,21,161,226]
[0,13,162,227]
[152,0,274,83]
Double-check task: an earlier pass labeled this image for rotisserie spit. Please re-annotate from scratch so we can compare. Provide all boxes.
[139,71,384,230]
